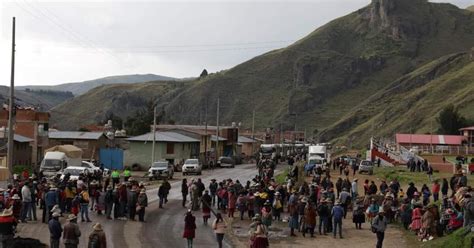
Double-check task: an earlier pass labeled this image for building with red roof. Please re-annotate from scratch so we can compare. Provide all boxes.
[395,133,469,154]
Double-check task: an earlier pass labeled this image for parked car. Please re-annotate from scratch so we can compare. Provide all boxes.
[359,160,374,175]
[182,159,202,175]
[81,161,109,177]
[59,166,90,181]
[217,156,235,168]
[148,161,174,180]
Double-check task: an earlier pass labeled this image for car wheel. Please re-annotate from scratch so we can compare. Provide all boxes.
[198,171,202,175]
[149,178,153,181]
[183,172,186,176]
[369,171,373,175]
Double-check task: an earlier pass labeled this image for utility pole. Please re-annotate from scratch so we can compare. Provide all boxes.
[7,17,16,181]
[151,105,156,165]
[251,109,255,154]
[204,101,208,166]
[216,97,220,161]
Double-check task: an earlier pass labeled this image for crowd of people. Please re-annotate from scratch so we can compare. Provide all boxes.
[0,167,149,247]
[179,154,473,248]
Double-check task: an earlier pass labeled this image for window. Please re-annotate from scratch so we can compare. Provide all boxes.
[166,143,174,154]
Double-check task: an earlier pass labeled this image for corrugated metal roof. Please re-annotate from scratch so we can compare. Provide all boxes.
[14,134,33,143]
[210,135,227,141]
[128,131,199,143]
[396,133,465,146]
[238,136,257,143]
[49,131,104,140]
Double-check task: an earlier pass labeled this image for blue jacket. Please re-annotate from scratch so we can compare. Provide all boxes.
[332,205,344,221]
[48,218,62,239]
[45,190,58,207]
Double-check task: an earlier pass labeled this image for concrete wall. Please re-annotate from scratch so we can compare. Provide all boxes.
[124,141,199,169]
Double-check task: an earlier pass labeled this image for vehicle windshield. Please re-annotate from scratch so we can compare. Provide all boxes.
[361,161,372,166]
[261,147,273,153]
[309,159,323,165]
[152,162,168,168]
[63,168,83,176]
[185,160,198,165]
[42,159,62,169]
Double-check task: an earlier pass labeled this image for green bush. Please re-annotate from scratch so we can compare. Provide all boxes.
[12,165,33,175]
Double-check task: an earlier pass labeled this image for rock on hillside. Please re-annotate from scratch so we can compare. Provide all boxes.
[162,0,474,132]
[52,0,474,146]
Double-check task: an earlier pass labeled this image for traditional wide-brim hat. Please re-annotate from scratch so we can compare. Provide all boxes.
[67,214,77,221]
[11,194,20,200]
[0,207,13,217]
[93,223,103,231]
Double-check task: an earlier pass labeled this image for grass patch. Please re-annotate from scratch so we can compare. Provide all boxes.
[275,166,289,184]
[373,166,473,186]
[421,227,474,248]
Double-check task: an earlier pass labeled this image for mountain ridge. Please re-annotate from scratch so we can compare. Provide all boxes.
[50,0,474,147]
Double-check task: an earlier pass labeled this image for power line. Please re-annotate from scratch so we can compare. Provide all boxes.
[105,40,296,49]
[79,45,285,54]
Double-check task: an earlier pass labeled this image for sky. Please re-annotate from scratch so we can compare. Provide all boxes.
[0,0,472,86]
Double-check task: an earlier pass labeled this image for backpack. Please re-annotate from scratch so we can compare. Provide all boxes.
[88,233,100,248]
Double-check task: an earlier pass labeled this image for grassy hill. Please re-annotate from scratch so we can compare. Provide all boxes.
[51,0,474,145]
[49,81,191,130]
[0,86,73,110]
[319,51,474,146]
[18,74,176,96]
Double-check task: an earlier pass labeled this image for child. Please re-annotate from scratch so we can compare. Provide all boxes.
[399,189,405,199]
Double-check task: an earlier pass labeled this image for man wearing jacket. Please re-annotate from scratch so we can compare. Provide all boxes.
[372,209,388,248]
[63,214,81,248]
[331,200,344,239]
[48,212,62,248]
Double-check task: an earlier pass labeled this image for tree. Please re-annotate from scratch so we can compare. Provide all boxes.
[124,100,165,136]
[436,105,467,135]
[104,113,123,130]
[200,69,208,78]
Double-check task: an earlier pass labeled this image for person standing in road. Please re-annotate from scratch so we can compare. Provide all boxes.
[137,189,148,222]
[158,184,166,209]
[0,207,17,247]
[123,168,131,182]
[128,187,138,220]
[20,181,32,223]
[88,223,107,248]
[181,179,188,208]
[201,190,212,224]
[212,213,227,248]
[339,188,351,219]
[372,209,388,248]
[79,186,92,222]
[209,179,218,207]
[104,185,114,220]
[162,179,171,203]
[111,169,120,188]
[63,214,81,248]
[45,186,58,221]
[183,210,196,248]
[331,200,344,239]
[48,212,62,248]
[351,179,358,201]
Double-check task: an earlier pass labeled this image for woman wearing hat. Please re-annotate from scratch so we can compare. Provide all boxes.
[63,214,81,248]
[272,192,283,222]
[410,203,423,234]
[88,223,107,248]
[288,199,299,237]
[251,216,269,248]
[261,200,272,228]
[10,194,22,220]
[183,210,196,248]
[352,198,366,229]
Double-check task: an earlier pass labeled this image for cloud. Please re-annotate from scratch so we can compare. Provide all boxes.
[0,0,470,86]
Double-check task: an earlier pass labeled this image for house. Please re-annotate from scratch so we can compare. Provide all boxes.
[0,134,33,166]
[460,126,474,148]
[395,133,467,154]
[155,124,238,162]
[0,108,49,168]
[238,136,259,157]
[125,131,199,169]
[48,131,108,161]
